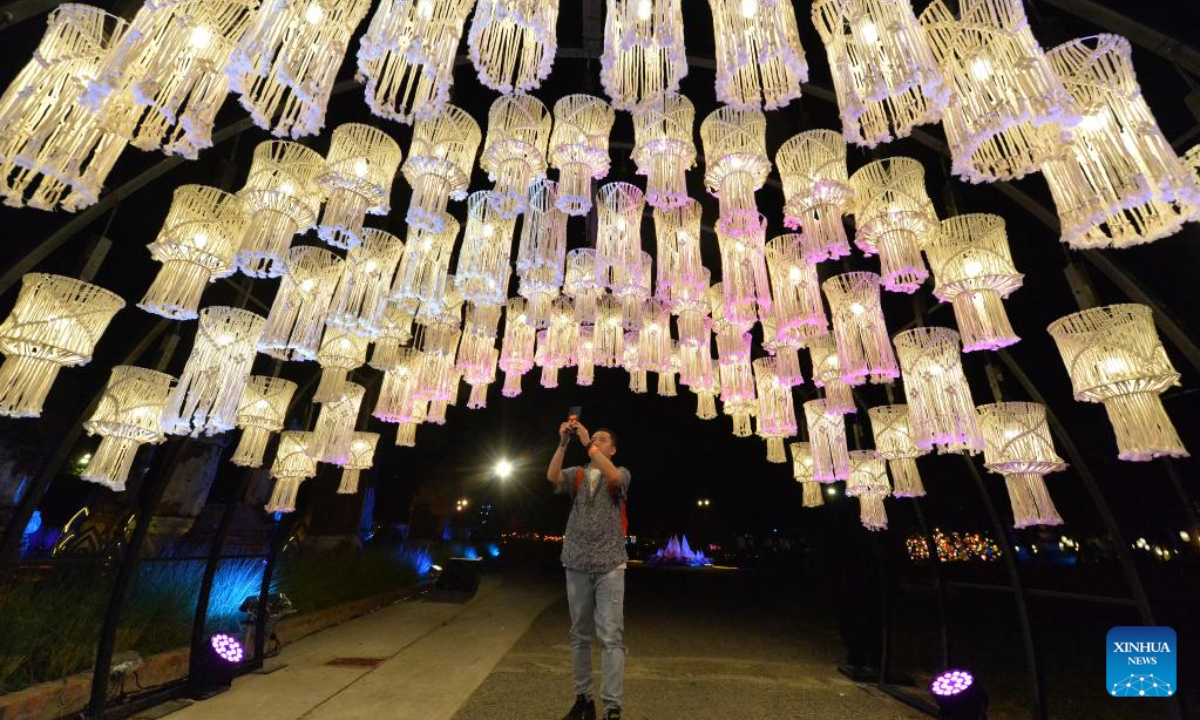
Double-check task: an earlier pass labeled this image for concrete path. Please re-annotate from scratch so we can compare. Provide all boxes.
[167,572,560,720]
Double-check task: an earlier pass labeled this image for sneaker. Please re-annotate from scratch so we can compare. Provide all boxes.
[561,694,596,720]
[603,709,622,720]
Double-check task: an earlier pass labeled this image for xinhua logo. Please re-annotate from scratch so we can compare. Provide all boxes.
[1107,626,1176,697]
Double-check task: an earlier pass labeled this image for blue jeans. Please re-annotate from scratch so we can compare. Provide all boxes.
[565,567,626,710]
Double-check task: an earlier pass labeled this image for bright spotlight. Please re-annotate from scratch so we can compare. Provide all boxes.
[930,668,987,719]
[495,459,513,479]
[825,486,837,497]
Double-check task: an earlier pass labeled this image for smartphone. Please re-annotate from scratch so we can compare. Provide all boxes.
[567,405,582,423]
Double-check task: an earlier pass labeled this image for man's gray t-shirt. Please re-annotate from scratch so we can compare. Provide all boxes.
[556,464,632,573]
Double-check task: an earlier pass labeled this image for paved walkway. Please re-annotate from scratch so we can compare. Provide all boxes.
[165,565,925,720]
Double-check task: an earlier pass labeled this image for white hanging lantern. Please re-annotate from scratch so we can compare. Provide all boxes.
[653,199,707,328]
[517,179,568,319]
[310,381,365,465]
[893,326,984,454]
[0,274,124,418]
[456,190,517,307]
[790,441,825,507]
[317,124,403,249]
[468,0,559,93]
[708,0,808,110]
[776,130,853,262]
[85,0,255,158]
[602,0,688,110]
[356,0,474,124]
[822,271,899,386]
[867,404,928,498]
[977,402,1066,528]
[593,293,626,369]
[637,299,672,373]
[403,104,481,233]
[1047,304,1188,461]
[849,157,936,293]
[266,430,317,513]
[233,375,297,468]
[0,6,128,211]
[161,306,265,436]
[701,106,770,239]
[807,334,856,416]
[81,366,173,491]
[926,213,1023,352]
[716,222,771,331]
[140,185,248,321]
[765,234,827,349]
[313,327,370,403]
[548,95,615,216]
[338,431,380,494]
[919,0,1079,183]
[631,92,695,208]
[260,246,344,361]
[846,450,890,530]
[328,228,404,337]
[235,140,326,278]
[1042,35,1200,249]
[373,346,421,422]
[499,298,536,397]
[229,0,372,138]
[392,219,459,312]
[804,398,850,481]
[596,182,647,299]
[481,94,552,217]
[564,249,602,328]
[812,0,948,147]
[754,357,797,463]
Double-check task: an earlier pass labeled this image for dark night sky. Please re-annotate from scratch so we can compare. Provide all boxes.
[1,0,1199,548]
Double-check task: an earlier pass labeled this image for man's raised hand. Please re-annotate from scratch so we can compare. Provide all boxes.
[574,423,591,446]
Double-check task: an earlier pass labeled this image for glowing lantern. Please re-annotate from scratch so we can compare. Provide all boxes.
[81,366,173,491]
[328,228,404,337]
[807,334,856,416]
[337,431,379,494]
[467,0,559,93]
[266,430,317,513]
[708,0,807,110]
[235,140,326,279]
[601,0,687,110]
[310,381,365,465]
[499,298,536,396]
[977,402,1066,528]
[314,327,369,403]
[893,326,984,454]
[701,106,770,239]
[822,272,899,386]
[232,376,297,468]
[260,246,344,361]
[846,450,890,530]
[481,94,552,218]
[402,104,481,233]
[631,92,695,208]
[804,399,850,481]
[455,190,517,307]
[790,441,824,507]
[776,130,853,262]
[548,95,615,216]
[765,234,826,349]
[517,179,568,321]
[317,123,403,249]
[754,357,797,463]
[867,404,927,497]
[849,157,935,293]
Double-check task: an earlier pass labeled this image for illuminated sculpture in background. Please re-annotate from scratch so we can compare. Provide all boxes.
[235,140,326,278]
[455,190,517,308]
[811,0,947,147]
[402,104,481,233]
[161,306,265,437]
[822,272,899,387]
[84,0,255,158]
[807,334,856,416]
[265,430,317,513]
[356,0,474,124]
[468,0,560,93]
[601,0,688,110]
[754,357,797,463]
[849,157,935,293]
[0,5,128,211]
[707,0,807,110]
[846,450,890,531]
[925,213,1023,352]
[259,246,344,361]
[631,93,695,208]
[701,106,770,239]
[920,0,1079,183]
[313,328,369,402]
[337,431,380,494]
[893,326,984,454]
[481,94,552,217]
[1042,34,1200,249]
[0,274,124,418]
[804,399,850,481]
[499,298,536,396]
[776,130,853,263]
[790,441,824,507]
[317,123,403,249]
[328,228,405,336]
[232,375,297,468]
[867,404,928,498]
[310,381,365,465]
[81,366,173,491]
[229,0,372,138]
[139,185,248,320]
[978,401,1066,528]
[517,180,568,324]
[1047,304,1188,461]
[548,94,615,216]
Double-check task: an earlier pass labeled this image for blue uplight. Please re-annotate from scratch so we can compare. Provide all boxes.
[486,543,501,558]
[462,546,480,560]
[22,510,41,536]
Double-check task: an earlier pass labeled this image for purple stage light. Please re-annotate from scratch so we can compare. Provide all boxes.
[931,669,975,697]
[210,633,244,664]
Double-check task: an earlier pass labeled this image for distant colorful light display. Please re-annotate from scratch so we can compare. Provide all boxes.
[906,529,1002,562]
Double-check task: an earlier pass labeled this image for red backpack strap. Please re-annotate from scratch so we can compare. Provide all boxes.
[573,467,583,494]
